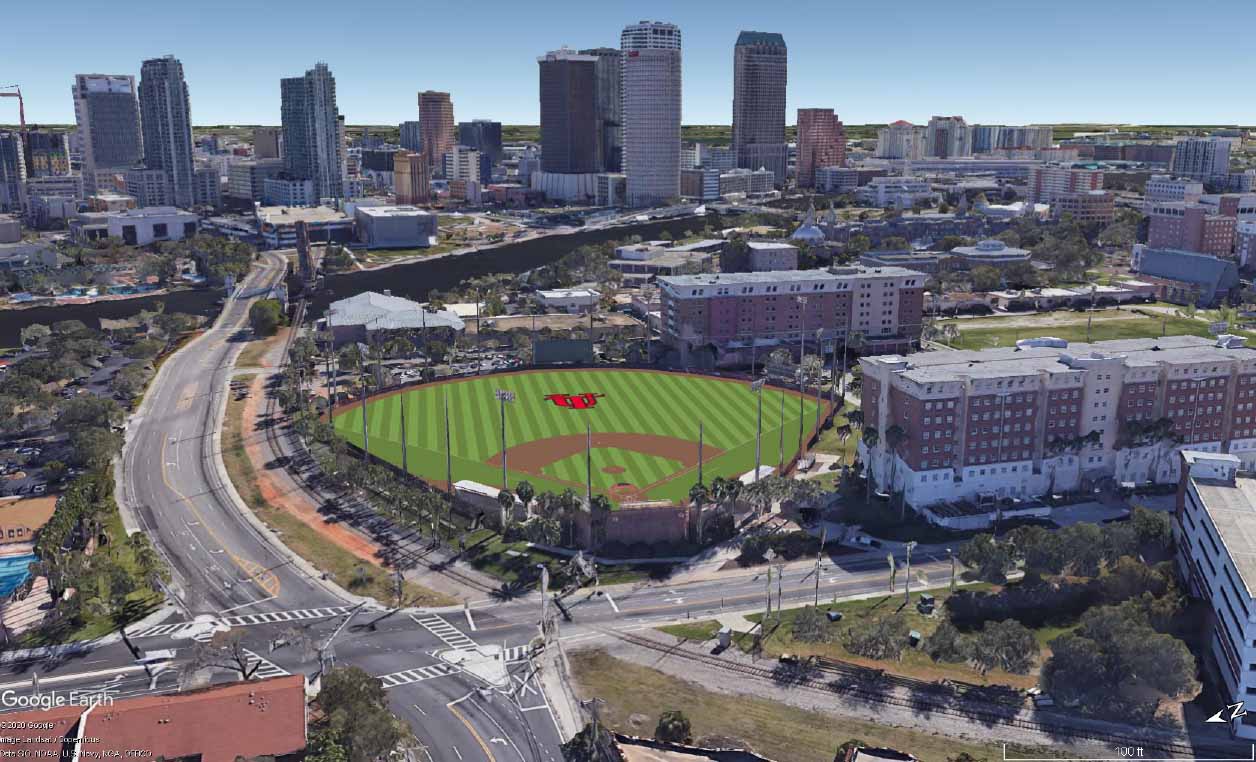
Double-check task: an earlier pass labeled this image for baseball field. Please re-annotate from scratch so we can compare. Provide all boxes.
[331,369,826,504]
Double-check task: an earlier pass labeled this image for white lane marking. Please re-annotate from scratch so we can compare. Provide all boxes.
[413,703,428,717]
[451,746,463,761]
[0,665,147,691]
[218,595,276,614]
[464,607,476,632]
[605,593,620,613]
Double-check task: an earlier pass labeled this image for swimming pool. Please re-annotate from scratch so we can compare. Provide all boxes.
[0,554,37,597]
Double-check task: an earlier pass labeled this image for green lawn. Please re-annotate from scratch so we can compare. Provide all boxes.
[939,310,1253,351]
[333,370,823,504]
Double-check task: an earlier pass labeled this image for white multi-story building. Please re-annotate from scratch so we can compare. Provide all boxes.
[621,20,682,207]
[856,176,936,208]
[74,206,198,246]
[925,116,971,158]
[1145,174,1204,205]
[1174,450,1256,739]
[1172,137,1231,180]
[263,176,316,207]
[124,168,172,208]
[876,121,926,160]
[815,166,859,193]
[443,145,483,183]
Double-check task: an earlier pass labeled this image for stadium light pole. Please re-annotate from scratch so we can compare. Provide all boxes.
[443,393,453,493]
[399,391,408,476]
[359,364,370,463]
[697,420,704,486]
[750,378,765,484]
[585,422,593,507]
[778,391,785,472]
[495,389,515,490]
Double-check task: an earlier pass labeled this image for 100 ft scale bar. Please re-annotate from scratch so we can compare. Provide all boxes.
[1003,744,1256,762]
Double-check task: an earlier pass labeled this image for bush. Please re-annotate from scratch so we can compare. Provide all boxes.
[844,614,908,660]
[654,710,692,744]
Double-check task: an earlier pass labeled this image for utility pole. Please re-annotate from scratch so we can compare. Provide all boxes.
[904,540,918,605]
[947,546,957,593]
[814,526,827,606]
[1086,285,1097,342]
[495,389,515,490]
[443,393,453,493]
[751,378,765,483]
[763,549,775,621]
[585,422,593,507]
[359,366,370,463]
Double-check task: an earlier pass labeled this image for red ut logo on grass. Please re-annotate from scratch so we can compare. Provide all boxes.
[545,393,604,410]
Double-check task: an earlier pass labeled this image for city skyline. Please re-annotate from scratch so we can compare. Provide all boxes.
[5,0,1256,128]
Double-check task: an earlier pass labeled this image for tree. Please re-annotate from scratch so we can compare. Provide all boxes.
[792,606,830,643]
[516,480,535,513]
[970,620,1037,674]
[884,424,908,516]
[20,323,50,347]
[248,298,285,337]
[562,722,624,762]
[497,489,516,526]
[56,396,124,432]
[305,728,350,762]
[1003,261,1041,290]
[958,533,1017,583]
[926,620,969,663]
[654,709,692,744]
[68,427,123,469]
[318,666,412,762]
[970,265,1002,292]
[185,630,263,681]
[1131,505,1172,549]
[1058,522,1106,577]
[1006,525,1066,575]
[844,613,908,660]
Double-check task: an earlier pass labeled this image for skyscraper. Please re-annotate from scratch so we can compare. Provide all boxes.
[457,120,502,166]
[796,108,845,188]
[281,63,344,201]
[22,131,70,177]
[0,132,26,212]
[925,116,971,159]
[418,91,455,174]
[72,74,142,194]
[253,126,282,159]
[579,47,623,172]
[399,120,422,153]
[731,31,787,186]
[621,20,682,207]
[1172,137,1231,179]
[138,56,196,208]
[538,48,599,174]
[394,151,430,204]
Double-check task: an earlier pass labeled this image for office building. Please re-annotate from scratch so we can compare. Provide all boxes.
[579,47,623,172]
[0,133,25,212]
[24,174,82,227]
[731,31,787,186]
[253,126,282,159]
[72,74,142,194]
[444,145,487,183]
[262,176,316,207]
[1199,193,1256,222]
[856,176,936,208]
[815,166,860,193]
[1146,174,1204,205]
[399,120,422,153]
[394,150,431,204]
[858,334,1256,514]
[1026,166,1104,204]
[658,265,925,365]
[354,205,437,248]
[193,165,221,208]
[538,48,600,173]
[1147,202,1236,256]
[971,125,1053,153]
[418,91,455,173]
[458,120,502,167]
[73,206,198,246]
[926,116,971,158]
[1051,190,1115,225]
[680,167,720,200]
[1175,451,1256,740]
[621,20,682,207]
[1172,137,1231,179]
[226,159,284,201]
[281,63,344,200]
[21,130,70,177]
[876,121,926,160]
[718,167,774,197]
[138,55,196,208]
[256,205,353,249]
[796,108,845,188]
[123,167,172,208]
[700,145,737,172]
[596,172,626,206]
[746,241,798,271]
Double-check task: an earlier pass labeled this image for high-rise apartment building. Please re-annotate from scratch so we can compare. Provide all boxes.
[253,127,282,159]
[227,159,284,201]
[22,131,70,177]
[579,47,623,172]
[443,145,486,183]
[281,63,344,200]
[72,74,143,194]
[1026,166,1104,204]
[876,121,925,160]
[138,56,196,208]
[970,125,1053,153]
[0,133,26,212]
[538,48,600,174]
[457,120,502,166]
[621,20,682,207]
[796,108,845,188]
[858,334,1256,512]
[731,31,787,186]
[399,120,422,153]
[1145,174,1204,205]
[1172,137,1231,179]
[394,151,431,205]
[925,116,971,158]
[418,91,455,174]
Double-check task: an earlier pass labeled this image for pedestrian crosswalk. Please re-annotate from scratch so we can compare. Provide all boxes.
[376,662,460,689]
[132,606,358,639]
[410,614,477,651]
[502,644,533,663]
[242,648,289,680]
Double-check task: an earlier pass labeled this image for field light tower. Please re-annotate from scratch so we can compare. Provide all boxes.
[750,378,765,483]
[495,389,515,490]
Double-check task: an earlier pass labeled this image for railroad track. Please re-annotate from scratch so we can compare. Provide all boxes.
[605,629,1240,758]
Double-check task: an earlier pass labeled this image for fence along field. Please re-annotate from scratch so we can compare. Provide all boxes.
[332,369,825,504]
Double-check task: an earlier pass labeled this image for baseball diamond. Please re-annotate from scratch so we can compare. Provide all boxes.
[331,369,828,504]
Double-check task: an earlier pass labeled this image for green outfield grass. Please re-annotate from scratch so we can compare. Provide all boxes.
[939,311,1256,351]
[332,369,823,504]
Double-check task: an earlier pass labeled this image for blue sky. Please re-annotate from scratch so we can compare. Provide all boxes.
[7,0,1254,127]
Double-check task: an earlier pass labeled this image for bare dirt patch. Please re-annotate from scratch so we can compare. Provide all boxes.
[486,432,720,472]
[602,465,626,475]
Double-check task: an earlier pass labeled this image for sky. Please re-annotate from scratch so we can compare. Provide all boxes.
[7,0,1256,128]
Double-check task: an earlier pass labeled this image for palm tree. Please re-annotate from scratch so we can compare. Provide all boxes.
[515,480,535,517]
[689,482,710,543]
[496,489,516,529]
[558,488,582,547]
[885,424,908,519]
[588,494,611,550]
[861,427,880,502]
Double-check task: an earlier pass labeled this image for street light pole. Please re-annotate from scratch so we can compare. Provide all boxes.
[905,540,918,605]
[495,389,516,490]
[947,546,956,593]
[751,378,765,483]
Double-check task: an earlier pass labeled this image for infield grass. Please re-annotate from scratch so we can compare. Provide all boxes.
[332,369,823,504]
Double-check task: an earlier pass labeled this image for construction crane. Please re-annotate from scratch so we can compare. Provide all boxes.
[0,85,26,132]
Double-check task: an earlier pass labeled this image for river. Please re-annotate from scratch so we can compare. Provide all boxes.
[0,214,722,346]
